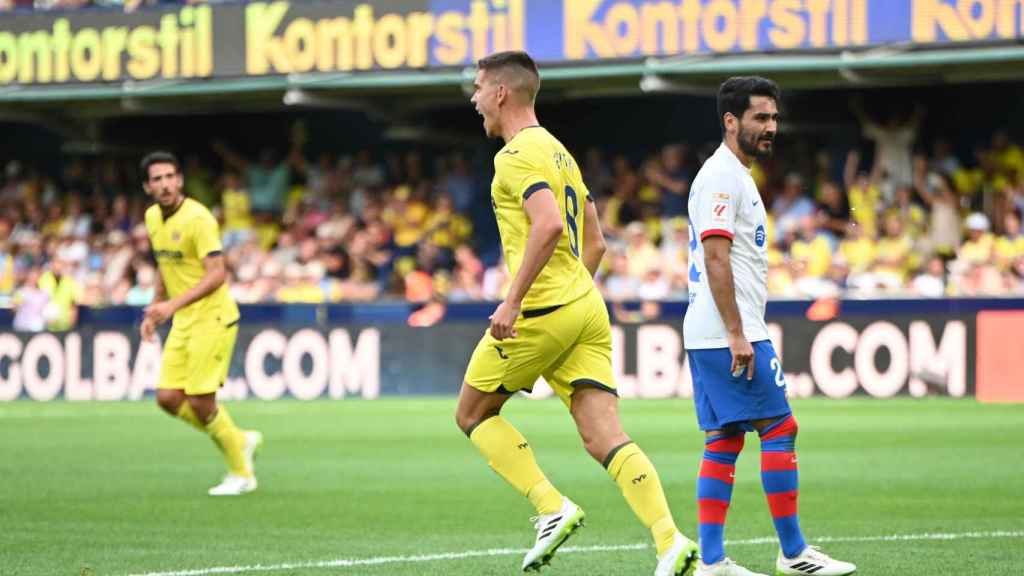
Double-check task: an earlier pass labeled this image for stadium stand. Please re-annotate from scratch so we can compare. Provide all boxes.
[2,124,1023,327]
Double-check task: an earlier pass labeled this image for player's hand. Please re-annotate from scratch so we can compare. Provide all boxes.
[144,301,176,325]
[140,317,156,342]
[489,300,521,341]
[727,332,754,381]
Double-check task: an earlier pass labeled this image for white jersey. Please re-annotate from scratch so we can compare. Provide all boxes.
[684,143,770,349]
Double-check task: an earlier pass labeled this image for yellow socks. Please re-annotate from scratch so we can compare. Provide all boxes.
[605,442,679,555]
[469,416,563,515]
[175,401,205,431]
[205,406,250,478]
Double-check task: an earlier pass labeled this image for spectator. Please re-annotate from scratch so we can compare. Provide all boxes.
[930,138,961,176]
[916,169,961,257]
[772,172,816,240]
[213,140,293,217]
[660,217,690,278]
[959,212,995,265]
[603,250,640,302]
[888,184,927,239]
[838,221,876,275]
[622,222,660,279]
[442,153,475,214]
[875,213,914,284]
[912,256,947,297]
[13,267,48,332]
[220,171,254,249]
[583,147,614,200]
[38,259,81,332]
[636,265,668,300]
[125,265,157,306]
[481,257,509,301]
[851,97,924,195]
[647,143,691,222]
[3,122,1024,304]
[183,154,217,208]
[815,181,850,240]
[790,215,832,278]
[995,211,1024,268]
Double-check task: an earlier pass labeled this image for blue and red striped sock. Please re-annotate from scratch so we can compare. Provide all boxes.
[760,415,807,559]
[697,432,744,565]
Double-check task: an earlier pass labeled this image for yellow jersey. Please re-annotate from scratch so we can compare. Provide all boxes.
[491,126,594,310]
[145,198,239,329]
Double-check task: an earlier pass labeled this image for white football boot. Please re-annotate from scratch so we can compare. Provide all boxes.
[654,532,700,576]
[696,557,768,576]
[208,430,262,496]
[208,474,257,496]
[521,497,585,571]
[775,546,856,575]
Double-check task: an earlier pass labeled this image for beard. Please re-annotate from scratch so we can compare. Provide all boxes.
[738,126,774,159]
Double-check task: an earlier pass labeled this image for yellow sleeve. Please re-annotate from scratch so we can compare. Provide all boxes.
[496,149,549,203]
[194,213,224,258]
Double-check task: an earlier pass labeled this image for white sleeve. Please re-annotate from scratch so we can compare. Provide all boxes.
[695,171,741,241]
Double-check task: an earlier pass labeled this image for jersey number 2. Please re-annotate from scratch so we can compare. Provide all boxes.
[770,357,786,388]
[565,185,580,258]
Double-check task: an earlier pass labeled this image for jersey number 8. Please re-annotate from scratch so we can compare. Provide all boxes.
[565,185,579,258]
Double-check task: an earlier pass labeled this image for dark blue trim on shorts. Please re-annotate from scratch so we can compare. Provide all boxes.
[570,378,618,397]
[224,319,239,328]
[204,250,223,257]
[522,304,562,318]
[523,181,550,200]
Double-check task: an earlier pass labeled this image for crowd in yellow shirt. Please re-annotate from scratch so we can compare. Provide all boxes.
[2,128,1024,329]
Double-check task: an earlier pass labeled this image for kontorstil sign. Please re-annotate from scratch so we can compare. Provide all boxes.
[0,0,1019,85]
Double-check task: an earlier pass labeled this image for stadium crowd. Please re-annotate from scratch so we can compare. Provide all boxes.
[3,123,1024,330]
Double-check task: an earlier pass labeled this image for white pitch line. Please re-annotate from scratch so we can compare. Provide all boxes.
[126,530,1024,576]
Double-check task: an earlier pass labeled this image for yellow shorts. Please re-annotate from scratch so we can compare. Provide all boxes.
[464,288,616,406]
[158,319,239,396]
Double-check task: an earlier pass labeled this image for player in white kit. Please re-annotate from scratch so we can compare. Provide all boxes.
[684,77,857,576]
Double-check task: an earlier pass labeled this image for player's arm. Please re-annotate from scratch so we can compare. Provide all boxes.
[703,235,754,380]
[140,241,165,341]
[489,188,563,340]
[144,254,226,327]
[166,253,226,315]
[581,197,606,277]
[700,179,755,379]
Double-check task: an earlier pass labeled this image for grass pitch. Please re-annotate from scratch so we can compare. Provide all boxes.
[2,397,1022,575]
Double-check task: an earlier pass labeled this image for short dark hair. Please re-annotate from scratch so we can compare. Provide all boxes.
[717,76,781,132]
[139,151,180,182]
[477,50,540,102]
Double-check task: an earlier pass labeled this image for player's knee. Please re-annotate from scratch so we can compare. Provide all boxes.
[582,437,606,462]
[455,410,472,435]
[187,396,217,424]
[155,390,183,415]
[457,408,501,437]
[759,415,798,440]
[579,428,628,463]
[455,406,481,436]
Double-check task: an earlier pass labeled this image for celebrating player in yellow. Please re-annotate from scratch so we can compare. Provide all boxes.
[140,151,263,496]
[456,51,699,575]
